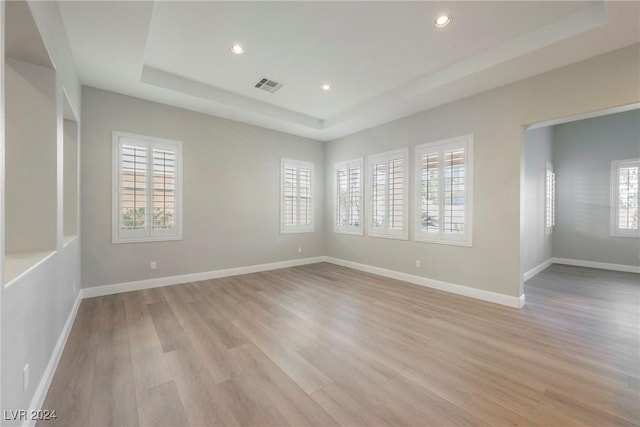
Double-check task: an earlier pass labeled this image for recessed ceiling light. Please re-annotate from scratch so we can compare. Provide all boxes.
[229,44,245,55]
[321,84,331,91]
[434,15,451,28]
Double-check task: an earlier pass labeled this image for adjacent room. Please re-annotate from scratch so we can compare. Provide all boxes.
[1,1,638,426]
[522,109,640,281]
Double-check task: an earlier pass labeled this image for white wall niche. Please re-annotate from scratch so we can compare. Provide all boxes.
[4,1,60,286]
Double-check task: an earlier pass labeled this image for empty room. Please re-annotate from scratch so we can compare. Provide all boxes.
[1,1,639,426]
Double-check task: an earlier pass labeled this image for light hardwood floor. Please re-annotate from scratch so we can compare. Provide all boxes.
[39,262,639,426]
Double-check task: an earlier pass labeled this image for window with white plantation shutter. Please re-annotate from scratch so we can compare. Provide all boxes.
[113,131,183,243]
[415,135,473,246]
[367,149,408,239]
[281,159,314,234]
[335,158,363,235]
[545,162,555,235]
[611,158,639,238]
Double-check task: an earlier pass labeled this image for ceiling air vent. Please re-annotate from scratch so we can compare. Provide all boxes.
[254,77,283,93]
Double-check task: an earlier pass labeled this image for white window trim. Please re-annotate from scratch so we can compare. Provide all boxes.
[334,157,364,235]
[112,131,183,244]
[280,158,315,234]
[414,134,473,247]
[545,162,555,236]
[610,158,640,238]
[366,148,409,240]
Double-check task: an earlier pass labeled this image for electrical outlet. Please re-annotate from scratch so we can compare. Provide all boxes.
[23,364,29,391]
[415,260,421,268]
[297,247,302,253]
[150,261,157,270]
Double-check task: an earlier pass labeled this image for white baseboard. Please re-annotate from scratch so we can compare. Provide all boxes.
[523,258,554,281]
[552,257,640,273]
[81,256,327,298]
[24,291,82,427]
[324,256,524,308]
[82,255,526,308]
[82,255,527,308]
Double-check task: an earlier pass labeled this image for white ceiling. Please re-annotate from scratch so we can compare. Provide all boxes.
[59,1,640,141]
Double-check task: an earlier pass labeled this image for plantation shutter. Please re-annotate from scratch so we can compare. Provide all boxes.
[545,163,555,234]
[337,168,348,226]
[415,135,472,245]
[152,146,177,235]
[114,132,182,243]
[299,167,312,226]
[348,165,361,227]
[443,147,465,234]
[615,160,639,232]
[119,141,148,237]
[419,147,466,236]
[281,159,314,233]
[283,166,297,226]
[372,160,387,229]
[388,158,404,230]
[368,149,408,239]
[335,159,363,234]
[419,151,439,233]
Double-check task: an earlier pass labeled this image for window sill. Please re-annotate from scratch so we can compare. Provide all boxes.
[113,234,183,244]
[4,250,57,288]
[415,236,472,247]
[367,232,408,241]
[334,228,363,236]
[280,227,314,235]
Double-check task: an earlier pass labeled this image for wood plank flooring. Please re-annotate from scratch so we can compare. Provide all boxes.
[39,262,640,426]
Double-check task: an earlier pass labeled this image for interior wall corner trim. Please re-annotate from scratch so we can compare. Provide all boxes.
[523,258,554,282]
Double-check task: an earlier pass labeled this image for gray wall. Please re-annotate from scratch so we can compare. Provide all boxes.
[553,110,640,266]
[325,44,639,298]
[81,87,325,288]
[522,127,553,273]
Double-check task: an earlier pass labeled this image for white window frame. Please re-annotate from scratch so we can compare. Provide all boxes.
[610,158,640,238]
[112,131,183,244]
[545,162,555,235]
[334,157,364,235]
[414,135,473,246]
[366,148,409,240]
[280,158,314,234]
